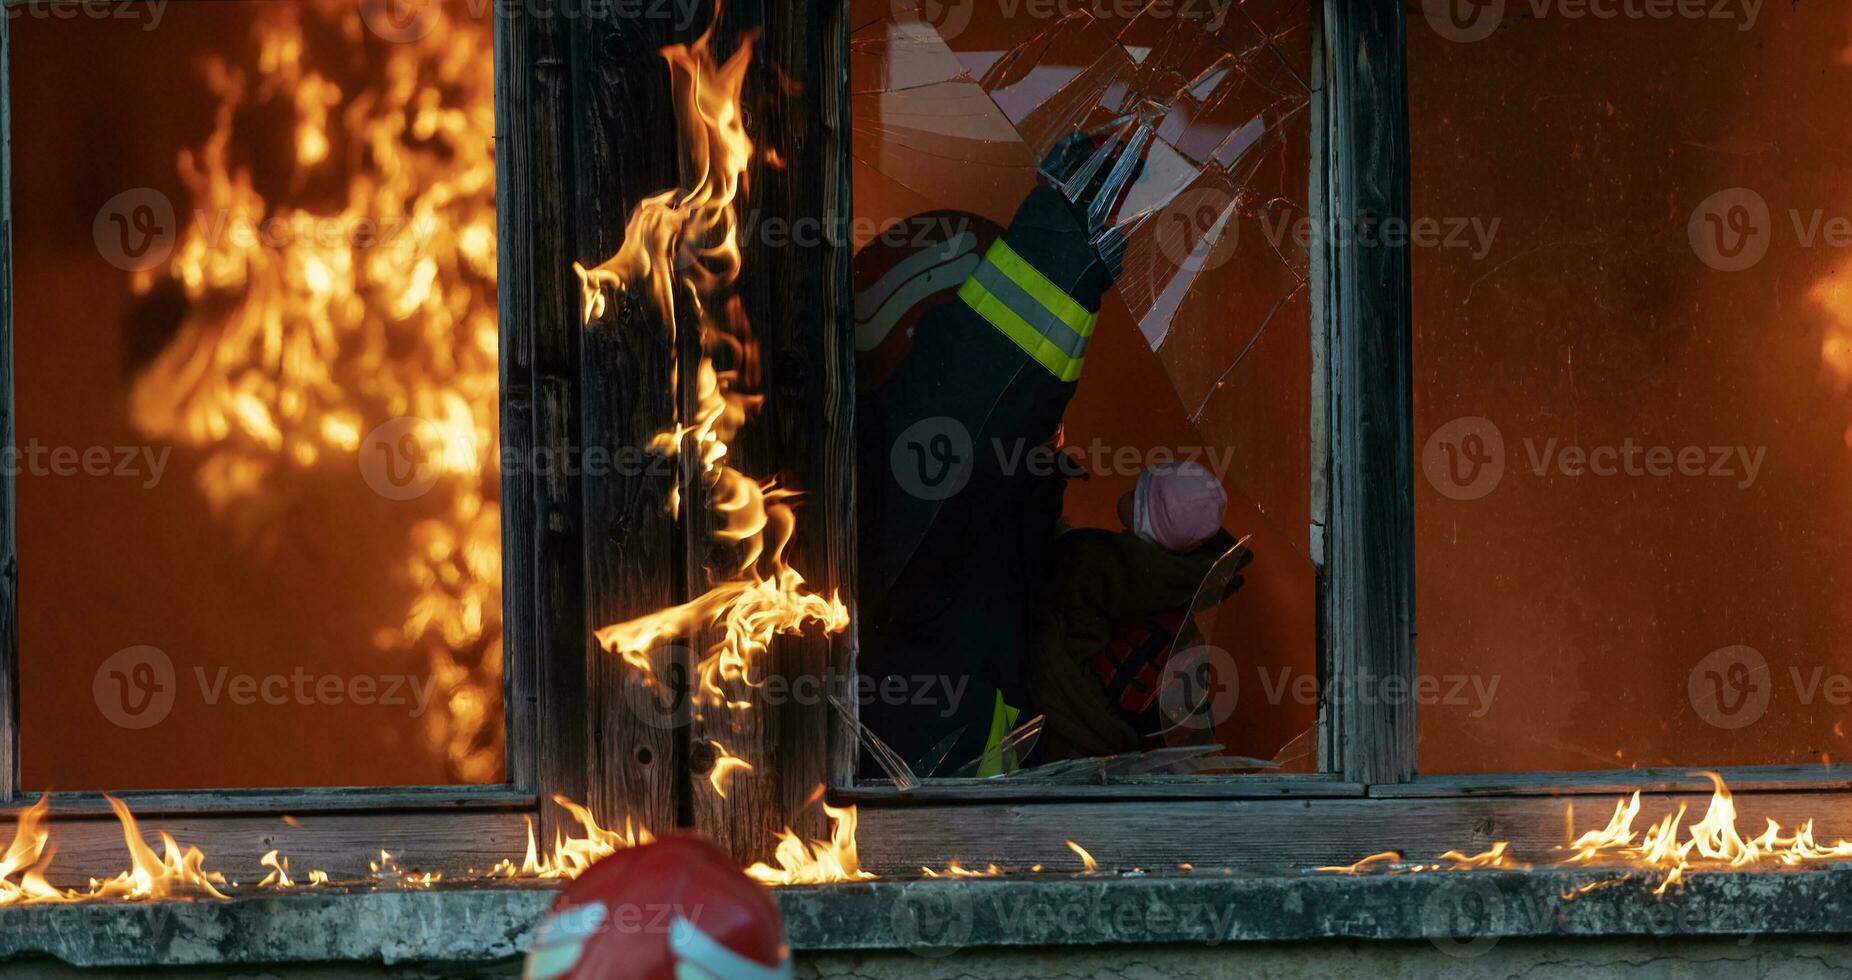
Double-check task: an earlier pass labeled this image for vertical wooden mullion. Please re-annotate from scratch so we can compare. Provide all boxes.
[820,0,857,797]
[571,5,687,838]
[496,4,588,827]
[685,0,852,865]
[1320,0,1417,786]
[0,14,18,804]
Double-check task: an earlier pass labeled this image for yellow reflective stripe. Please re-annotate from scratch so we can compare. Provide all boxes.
[959,277,1086,382]
[984,239,1097,340]
[977,691,1022,778]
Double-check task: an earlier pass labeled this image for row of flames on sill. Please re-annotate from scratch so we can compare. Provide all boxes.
[7,773,1852,905]
[0,786,865,905]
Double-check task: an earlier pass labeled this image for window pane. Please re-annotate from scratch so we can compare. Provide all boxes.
[851,0,1318,778]
[12,0,501,789]
[1412,5,1848,771]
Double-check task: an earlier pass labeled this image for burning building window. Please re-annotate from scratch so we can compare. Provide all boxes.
[1412,7,1852,772]
[849,0,1318,779]
[11,0,501,790]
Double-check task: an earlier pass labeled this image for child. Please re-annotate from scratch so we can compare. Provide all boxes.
[1033,461,1248,761]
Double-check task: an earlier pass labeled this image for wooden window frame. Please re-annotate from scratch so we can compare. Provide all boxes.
[0,0,1844,888]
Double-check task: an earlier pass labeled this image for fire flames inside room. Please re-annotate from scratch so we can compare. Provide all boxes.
[11,0,501,790]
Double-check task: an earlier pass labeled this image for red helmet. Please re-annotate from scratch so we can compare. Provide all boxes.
[525,836,792,980]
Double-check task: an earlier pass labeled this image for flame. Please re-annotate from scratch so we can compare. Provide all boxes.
[258,849,294,888]
[1315,851,1403,874]
[580,10,847,725]
[489,796,656,881]
[1066,840,1099,873]
[745,803,875,886]
[127,0,502,782]
[1437,842,1525,870]
[707,740,753,799]
[83,797,229,901]
[921,861,1002,878]
[0,796,66,906]
[1322,773,1852,892]
[370,849,442,888]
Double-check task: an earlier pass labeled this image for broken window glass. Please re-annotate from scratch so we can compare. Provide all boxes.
[851,0,1317,781]
[1411,6,1852,772]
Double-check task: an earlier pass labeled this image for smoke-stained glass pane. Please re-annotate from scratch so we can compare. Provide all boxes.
[1413,3,1852,772]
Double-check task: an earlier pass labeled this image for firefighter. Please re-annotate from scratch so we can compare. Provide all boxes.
[857,122,1150,777]
[524,836,792,980]
[1035,461,1249,761]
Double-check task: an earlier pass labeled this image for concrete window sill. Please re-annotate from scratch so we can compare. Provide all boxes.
[2,869,1849,969]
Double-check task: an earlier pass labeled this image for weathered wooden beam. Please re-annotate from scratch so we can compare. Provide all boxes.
[0,13,15,805]
[497,0,599,848]
[835,776,1364,805]
[854,788,1852,875]
[2,785,535,818]
[569,3,690,838]
[29,810,532,887]
[687,0,854,868]
[1319,0,1417,785]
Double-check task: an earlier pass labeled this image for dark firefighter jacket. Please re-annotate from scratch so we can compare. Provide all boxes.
[857,185,1114,775]
[1033,527,1239,762]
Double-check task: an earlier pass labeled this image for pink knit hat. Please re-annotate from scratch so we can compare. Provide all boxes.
[1132,461,1229,553]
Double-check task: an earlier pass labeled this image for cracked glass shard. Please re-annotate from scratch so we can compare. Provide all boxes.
[856,0,1318,770]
